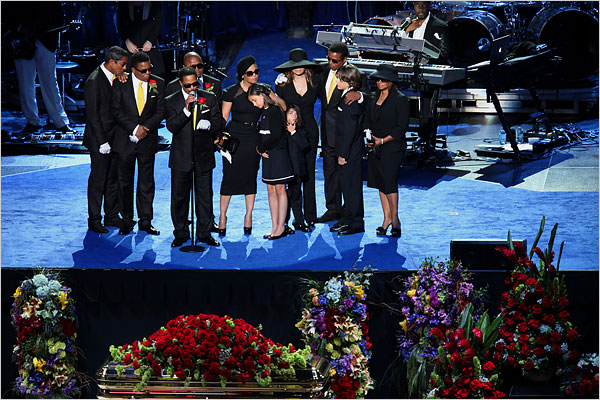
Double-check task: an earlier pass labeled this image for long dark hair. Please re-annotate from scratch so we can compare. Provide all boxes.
[285,104,303,130]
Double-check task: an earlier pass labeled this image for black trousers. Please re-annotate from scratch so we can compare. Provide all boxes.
[286,179,303,225]
[117,152,155,224]
[171,166,213,240]
[302,132,319,224]
[321,143,342,216]
[87,151,120,222]
[339,158,364,229]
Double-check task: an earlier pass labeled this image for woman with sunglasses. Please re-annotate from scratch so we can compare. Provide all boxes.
[219,56,284,236]
[248,83,294,240]
[273,48,320,232]
[363,63,409,237]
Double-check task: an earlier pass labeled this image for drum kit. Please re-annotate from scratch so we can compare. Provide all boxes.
[361,1,599,80]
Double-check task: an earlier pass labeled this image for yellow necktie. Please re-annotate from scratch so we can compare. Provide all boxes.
[112,74,116,82]
[327,71,337,103]
[137,82,145,116]
[192,104,197,130]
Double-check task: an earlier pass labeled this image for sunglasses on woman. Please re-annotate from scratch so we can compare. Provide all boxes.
[245,69,260,77]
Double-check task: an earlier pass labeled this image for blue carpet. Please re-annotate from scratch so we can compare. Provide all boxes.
[1,150,598,271]
[1,32,598,271]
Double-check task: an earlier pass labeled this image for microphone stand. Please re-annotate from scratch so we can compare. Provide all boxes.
[181,93,206,253]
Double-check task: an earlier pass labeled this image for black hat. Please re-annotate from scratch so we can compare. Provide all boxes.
[236,55,256,80]
[369,63,401,84]
[274,48,318,72]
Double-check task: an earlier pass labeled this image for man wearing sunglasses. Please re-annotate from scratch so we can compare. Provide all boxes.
[166,52,222,103]
[315,42,368,224]
[165,67,224,248]
[112,51,165,236]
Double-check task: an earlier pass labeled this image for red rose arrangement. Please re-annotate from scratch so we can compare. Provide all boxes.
[560,353,599,396]
[427,304,506,399]
[109,313,310,392]
[493,218,579,379]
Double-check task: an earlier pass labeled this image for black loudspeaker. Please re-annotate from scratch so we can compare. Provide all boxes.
[450,239,527,270]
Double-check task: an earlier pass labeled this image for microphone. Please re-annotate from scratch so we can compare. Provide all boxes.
[399,16,413,31]
[188,89,199,112]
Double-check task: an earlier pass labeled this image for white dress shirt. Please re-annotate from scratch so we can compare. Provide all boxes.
[100,63,114,86]
[400,13,430,39]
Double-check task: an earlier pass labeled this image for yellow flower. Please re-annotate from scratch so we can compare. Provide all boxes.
[344,281,355,287]
[311,296,319,306]
[407,289,416,298]
[399,320,408,332]
[13,287,22,298]
[58,291,69,310]
[325,343,334,353]
[355,285,364,300]
[33,357,46,373]
[410,276,419,289]
[426,294,430,304]
[330,368,337,376]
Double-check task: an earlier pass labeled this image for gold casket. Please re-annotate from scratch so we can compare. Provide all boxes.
[96,356,331,398]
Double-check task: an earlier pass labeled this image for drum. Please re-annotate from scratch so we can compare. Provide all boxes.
[527,6,599,80]
[448,10,508,67]
[363,15,405,26]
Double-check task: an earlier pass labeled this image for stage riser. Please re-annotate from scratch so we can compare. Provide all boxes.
[2,269,597,398]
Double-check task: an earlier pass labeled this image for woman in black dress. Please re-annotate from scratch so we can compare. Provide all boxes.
[363,63,409,237]
[248,83,293,240]
[274,48,320,229]
[219,55,284,236]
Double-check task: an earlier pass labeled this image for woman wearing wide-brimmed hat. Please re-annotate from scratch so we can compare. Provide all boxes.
[218,55,284,236]
[273,48,320,232]
[363,63,409,238]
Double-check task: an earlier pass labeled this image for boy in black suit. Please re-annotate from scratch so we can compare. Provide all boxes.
[165,67,224,248]
[111,51,165,235]
[83,46,129,233]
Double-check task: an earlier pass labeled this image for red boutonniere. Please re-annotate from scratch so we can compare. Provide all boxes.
[204,82,214,92]
[197,97,207,109]
[148,80,158,94]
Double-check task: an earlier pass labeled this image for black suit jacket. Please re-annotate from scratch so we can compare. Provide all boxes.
[288,127,309,180]
[83,67,116,152]
[111,74,165,155]
[316,63,368,148]
[410,14,449,65]
[335,93,364,162]
[363,89,409,142]
[166,89,224,172]
[166,74,222,104]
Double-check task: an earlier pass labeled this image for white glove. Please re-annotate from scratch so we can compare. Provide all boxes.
[129,135,139,143]
[220,150,232,164]
[197,119,211,130]
[99,142,111,154]
[363,129,372,140]
[274,73,288,85]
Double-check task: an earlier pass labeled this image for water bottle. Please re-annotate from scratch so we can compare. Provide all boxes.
[499,129,506,145]
[516,127,524,143]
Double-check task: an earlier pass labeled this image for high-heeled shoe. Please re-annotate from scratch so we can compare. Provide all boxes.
[218,228,226,237]
[244,226,252,235]
[376,223,391,236]
[391,224,401,237]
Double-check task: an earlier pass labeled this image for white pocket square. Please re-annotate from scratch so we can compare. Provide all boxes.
[337,107,343,111]
[434,32,441,40]
[201,109,210,114]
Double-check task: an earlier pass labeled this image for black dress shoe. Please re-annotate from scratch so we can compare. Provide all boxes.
[338,226,365,236]
[391,225,401,237]
[21,123,41,134]
[171,237,188,247]
[243,226,252,235]
[211,222,219,233]
[330,222,349,233]
[284,225,295,235]
[307,221,316,228]
[268,231,287,240]
[139,224,160,235]
[197,235,220,246]
[293,223,312,233]
[316,211,341,223]
[56,124,78,134]
[104,217,124,228]
[118,225,134,235]
[88,221,108,234]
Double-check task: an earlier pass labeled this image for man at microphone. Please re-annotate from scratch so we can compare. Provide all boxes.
[401,1,448,65]
[165,66,224,248]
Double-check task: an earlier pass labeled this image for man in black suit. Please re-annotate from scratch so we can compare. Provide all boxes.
[83,46,129,233]
[403,1,450,158]
[166,52,222,103]
[315,42,368,224]
[112,51,165,235]
[166,67,224,248]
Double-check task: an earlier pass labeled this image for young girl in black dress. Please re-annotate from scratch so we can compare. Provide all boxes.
[248,83,293,240]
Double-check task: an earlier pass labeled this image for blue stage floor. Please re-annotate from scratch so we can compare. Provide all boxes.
[1,32,598,271]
